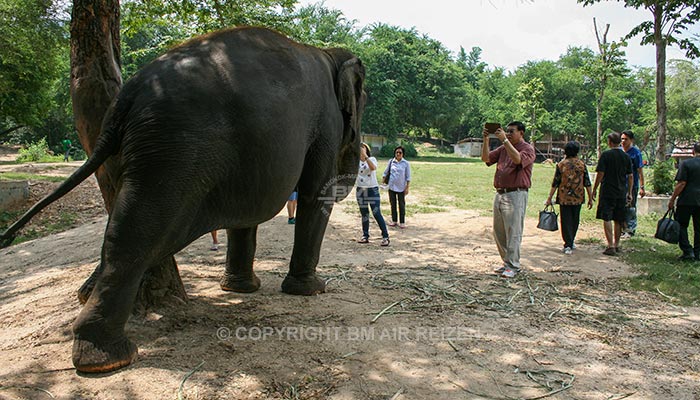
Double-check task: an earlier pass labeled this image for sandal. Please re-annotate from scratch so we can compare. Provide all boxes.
[357,237,369,244]
[603,247,616,256]
[380,238,390,247]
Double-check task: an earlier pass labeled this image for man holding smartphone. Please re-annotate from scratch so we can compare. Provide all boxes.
[481,121,536,278]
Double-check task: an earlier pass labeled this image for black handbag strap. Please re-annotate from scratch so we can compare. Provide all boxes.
[662,208,675,219]
[543,204,556,213]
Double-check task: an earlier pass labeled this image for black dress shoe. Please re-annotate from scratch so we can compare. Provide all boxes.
[678,254,695,261]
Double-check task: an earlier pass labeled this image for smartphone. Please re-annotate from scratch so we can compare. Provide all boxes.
[484,123,501,134]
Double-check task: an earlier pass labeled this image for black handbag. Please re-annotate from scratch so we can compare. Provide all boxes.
[382,159,393,184]
[537,205,559,231]
[654,208,681,244]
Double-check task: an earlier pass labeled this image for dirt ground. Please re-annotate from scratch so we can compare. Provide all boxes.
[1,155,700,400]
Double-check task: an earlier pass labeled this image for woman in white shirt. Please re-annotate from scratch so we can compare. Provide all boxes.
[356,143,390,246]
[382,146,411,228]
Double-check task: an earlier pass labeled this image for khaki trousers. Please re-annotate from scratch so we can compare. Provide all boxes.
[493,190,528,270]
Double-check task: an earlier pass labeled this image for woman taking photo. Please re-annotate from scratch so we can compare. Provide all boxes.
[383,145,411,228]
[545,141,593,254]
[356,143,390,246]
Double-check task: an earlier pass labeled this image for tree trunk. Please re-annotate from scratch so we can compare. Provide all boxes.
[654,6,668,162]
[596,96,602,159]
[70,0,187,311]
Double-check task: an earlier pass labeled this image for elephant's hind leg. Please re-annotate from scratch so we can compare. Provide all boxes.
[220,226,261,293]
[72,265,143,373]
[72,209,171,372]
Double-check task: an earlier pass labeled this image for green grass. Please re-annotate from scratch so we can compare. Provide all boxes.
[366,155,699,305]
[623,214,699,305]
[0,210,79,245]
[0,172,65,182]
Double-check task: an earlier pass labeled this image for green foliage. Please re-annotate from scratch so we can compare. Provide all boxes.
[17,138,50,162]
[380,142,417,158]
[2,0,696,168]
[651,159,676,195]
[15,138,62,163]
[120,0,297,78]
[286,3,361,48]
[517,77,548,142]
[0,0,68,130]
[71,148,87,161]
[355,24,468,141]
[666,60,700,141]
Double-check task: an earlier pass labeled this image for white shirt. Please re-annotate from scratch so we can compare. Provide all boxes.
[356,157,380,188]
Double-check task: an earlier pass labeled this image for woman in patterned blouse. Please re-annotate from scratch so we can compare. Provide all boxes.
[545,141,594,255]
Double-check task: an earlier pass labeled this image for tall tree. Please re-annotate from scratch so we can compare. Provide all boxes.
[517,77,547,142]
[579,0,700,161]
[70,0,187,311]
[584,17,628,158]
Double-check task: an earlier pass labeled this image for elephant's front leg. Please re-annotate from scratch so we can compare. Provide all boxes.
[220,226,261,293]
[282,193,329,295]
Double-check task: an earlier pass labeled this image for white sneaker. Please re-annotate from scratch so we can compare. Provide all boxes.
[210,244,219,251]
[501,268,518,278]
[563,247,573,255]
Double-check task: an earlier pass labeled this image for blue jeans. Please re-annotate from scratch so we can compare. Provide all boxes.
[625,186,639,233]
[356,187,389,239]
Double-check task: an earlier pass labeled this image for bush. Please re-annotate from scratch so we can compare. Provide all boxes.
[650,159,675,195]
[17,139,51,162]
[380,142,418,158]
[72,148,87,161]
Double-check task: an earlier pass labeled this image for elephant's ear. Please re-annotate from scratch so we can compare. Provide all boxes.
[336,57,366,137]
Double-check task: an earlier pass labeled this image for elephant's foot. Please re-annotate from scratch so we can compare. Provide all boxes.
[281,273,326,295]
[72,336,138,373]
[220,273,261,293]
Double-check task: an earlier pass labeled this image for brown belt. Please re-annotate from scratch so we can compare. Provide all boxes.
[496,188,528,194]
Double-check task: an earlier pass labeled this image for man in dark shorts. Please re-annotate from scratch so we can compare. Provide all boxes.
[592,132,633,256]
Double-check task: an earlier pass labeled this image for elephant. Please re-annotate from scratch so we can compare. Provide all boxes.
[0,26,366,373]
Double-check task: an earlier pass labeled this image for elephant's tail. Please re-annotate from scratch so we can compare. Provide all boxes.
[0,125,121,249]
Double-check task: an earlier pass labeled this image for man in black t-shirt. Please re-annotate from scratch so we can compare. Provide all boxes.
[668,142,700,261]
[592,132,633,256]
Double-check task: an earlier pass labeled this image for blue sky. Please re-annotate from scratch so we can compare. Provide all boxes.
[298,0,697,71]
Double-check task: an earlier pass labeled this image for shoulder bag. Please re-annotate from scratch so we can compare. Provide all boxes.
[382,159,393,185]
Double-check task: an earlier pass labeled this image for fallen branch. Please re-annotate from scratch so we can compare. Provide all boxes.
[655,287,675,301]
[447,339,460,352]
[389,387,405,400]
[0,386,54,398]
[606,392,637,400]
[370,298,411,324]
[177,361,205,400]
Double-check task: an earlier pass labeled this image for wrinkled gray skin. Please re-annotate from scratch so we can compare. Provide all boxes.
[0,26,365,373]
